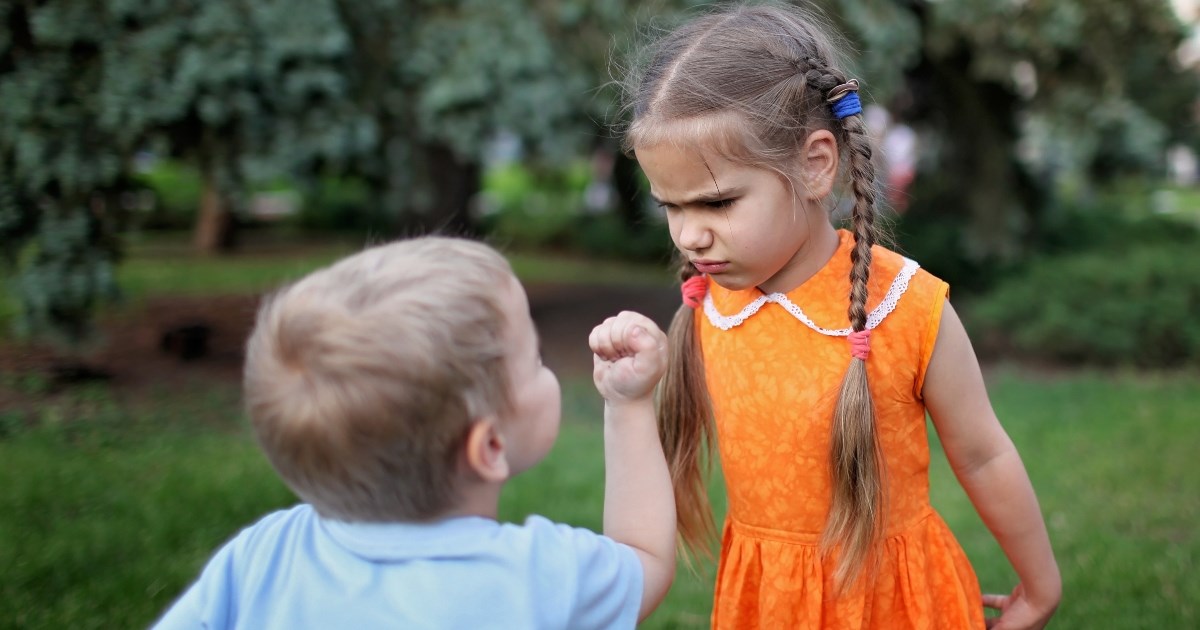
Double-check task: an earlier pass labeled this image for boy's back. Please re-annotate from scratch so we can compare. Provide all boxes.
[155,505,642,629]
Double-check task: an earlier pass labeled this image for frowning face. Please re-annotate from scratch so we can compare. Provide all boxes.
[636,143,831,295]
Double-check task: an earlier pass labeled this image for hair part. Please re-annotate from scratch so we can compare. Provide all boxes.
[625,2,885,587]
[243,237,515,522]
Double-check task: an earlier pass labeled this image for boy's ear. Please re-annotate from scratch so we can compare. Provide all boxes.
[462,418,509,483]
[800,129,838,200]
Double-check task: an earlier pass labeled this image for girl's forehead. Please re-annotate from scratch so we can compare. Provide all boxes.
[632,111,757,158]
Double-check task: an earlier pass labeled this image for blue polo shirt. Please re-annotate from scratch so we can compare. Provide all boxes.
[153,504,643,629]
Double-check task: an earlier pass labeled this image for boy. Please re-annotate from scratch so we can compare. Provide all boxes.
[153,237,675,629]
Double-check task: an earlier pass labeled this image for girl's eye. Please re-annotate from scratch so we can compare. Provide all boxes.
[706,198,736,209]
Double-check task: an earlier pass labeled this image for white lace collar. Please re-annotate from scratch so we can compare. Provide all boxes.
[702,257,920,335]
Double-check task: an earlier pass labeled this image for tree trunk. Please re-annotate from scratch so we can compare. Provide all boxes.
[420,144,480,237]
[904,45,1042,263]
[193,166,235,253]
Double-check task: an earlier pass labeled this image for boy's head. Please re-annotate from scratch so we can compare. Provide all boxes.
[243,236,560,522]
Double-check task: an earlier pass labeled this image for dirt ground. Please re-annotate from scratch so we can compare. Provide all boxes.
[0,283,680,411]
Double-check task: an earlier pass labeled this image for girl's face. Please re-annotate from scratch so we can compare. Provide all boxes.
[635,142,834,294]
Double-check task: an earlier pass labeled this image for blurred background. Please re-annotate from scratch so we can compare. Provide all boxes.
[1,0,1197,628]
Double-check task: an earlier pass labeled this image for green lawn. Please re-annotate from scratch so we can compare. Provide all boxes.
[1,369,1196,629]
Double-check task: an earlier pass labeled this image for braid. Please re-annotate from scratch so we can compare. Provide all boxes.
[842,113,877,330]
[797,54,886,591]
[801,57,845,94]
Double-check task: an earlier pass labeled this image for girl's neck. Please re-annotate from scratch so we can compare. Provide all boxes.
[758,220,840,294]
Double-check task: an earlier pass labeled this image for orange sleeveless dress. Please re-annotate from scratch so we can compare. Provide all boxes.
[698,230,984,629]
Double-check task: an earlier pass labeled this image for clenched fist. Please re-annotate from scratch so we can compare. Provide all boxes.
[589,311,669,404]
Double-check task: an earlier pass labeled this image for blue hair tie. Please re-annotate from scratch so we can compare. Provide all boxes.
[831,92,862,119]
[826,79,862,120]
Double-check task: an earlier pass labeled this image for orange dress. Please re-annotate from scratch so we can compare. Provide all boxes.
[698,230,984,629]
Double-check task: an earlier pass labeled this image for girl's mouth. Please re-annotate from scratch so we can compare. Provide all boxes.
[692,261,729,274]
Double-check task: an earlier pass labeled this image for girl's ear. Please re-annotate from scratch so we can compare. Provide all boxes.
[800,129,838,200]
[462,418,510,483]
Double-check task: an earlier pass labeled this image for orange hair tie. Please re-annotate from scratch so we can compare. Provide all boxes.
[681,275,708,309]
[848,329,871,360]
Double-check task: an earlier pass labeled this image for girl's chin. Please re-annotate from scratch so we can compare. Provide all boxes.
[707,274,756,293]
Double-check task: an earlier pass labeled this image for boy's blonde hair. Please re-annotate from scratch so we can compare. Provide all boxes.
[244,237,514,522]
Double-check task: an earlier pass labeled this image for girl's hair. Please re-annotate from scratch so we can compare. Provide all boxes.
[624,3,883,586]
[243,237,515,522]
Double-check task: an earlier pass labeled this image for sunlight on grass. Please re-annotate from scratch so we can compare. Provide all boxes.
[1,370,1196,628]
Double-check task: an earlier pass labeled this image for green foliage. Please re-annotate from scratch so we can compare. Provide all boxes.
[571,213,674,264]
[10,210,120,344]
[293,176,381,234]
[478,162,590,249]
[478,161,674,262]
[134,162,204,230]
[820,0,1199,259]
[972,240,1200,367]
[0,0,676,344]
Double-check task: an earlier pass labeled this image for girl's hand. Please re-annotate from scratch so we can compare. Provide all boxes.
[983,583,1059,630]
[589,311,668,404]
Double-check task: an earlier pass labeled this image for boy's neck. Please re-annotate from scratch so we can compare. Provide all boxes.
[441,479,504,520]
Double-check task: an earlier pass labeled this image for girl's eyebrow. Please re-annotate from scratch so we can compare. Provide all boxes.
[651,187,745,206]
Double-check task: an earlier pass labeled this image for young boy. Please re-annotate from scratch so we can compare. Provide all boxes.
[152,237,676,629]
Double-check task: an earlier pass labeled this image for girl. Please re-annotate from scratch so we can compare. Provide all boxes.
[622,4,1061,629]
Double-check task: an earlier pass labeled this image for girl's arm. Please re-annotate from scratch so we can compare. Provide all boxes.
[590,311,677,622]
[923,301,1061,630]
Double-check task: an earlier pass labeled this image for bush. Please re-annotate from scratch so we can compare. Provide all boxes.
[134,161,203,230]
[1031,195,1200,259]
[972,241,1200,367]
[571,213,674,264]
[477,162,676,263]
[477,162,590,250]
[293,176,384,233]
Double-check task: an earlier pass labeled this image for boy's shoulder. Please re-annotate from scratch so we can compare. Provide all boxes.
[227,508,627,567]
[157,509,643,629]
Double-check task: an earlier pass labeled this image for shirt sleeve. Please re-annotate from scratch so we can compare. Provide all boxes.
[525,516,644,630]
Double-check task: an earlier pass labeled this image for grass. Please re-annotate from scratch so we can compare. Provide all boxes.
[930,367,1199,627]
[1,369,1197,629]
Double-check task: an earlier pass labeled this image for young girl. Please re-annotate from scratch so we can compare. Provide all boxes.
[622,4,1061,629]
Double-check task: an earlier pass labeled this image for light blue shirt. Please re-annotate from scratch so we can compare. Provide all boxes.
[153,504,643,629]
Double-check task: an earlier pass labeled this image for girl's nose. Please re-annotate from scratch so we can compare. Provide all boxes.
[674,213,714,252]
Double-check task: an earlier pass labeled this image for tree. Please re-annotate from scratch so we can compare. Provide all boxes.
[1,0,363,340]
[330,0,590,235]
[100,0,360,252]
[1,0,128,343]
[0,0,632,340]
[818,0,1198,263]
